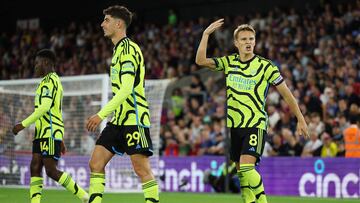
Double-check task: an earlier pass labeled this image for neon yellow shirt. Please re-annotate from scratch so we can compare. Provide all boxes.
[213,54,283,130]
[97,37,150,127]
[22,72,64,140]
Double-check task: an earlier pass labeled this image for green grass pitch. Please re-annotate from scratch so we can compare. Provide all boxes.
[0,188,358,203]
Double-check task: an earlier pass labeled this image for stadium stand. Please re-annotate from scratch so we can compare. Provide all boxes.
[1,0,360,157]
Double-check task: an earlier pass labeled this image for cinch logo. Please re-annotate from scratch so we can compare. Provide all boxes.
[158,160,205,192]
[298,159,359,198]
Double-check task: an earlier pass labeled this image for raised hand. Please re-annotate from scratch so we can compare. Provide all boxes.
[203,19,224,36]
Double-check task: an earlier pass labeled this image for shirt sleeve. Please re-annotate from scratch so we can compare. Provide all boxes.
[120,51,136,76]
[21,82,54,127]
[212,56,228,72]
[97,51,137,119]
[264,63,284,86]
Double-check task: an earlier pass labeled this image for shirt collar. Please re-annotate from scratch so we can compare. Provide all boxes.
[114,37,128,51]
[236,54,257,64]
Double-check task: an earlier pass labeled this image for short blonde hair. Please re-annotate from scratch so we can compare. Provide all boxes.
[233,24,256,39]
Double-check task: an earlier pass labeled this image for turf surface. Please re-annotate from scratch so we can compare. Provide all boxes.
[0,188,358,203]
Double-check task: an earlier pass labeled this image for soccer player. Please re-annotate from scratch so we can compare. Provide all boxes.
[195,19,309,203]
[86,5,159,203]
[12,49,89,203]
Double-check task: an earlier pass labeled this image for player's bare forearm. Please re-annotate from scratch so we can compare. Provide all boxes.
[276,83,304,121]
[195,34,216,69]
[276,82,309,137]
[195,19,224,70]
[285,94,303,120]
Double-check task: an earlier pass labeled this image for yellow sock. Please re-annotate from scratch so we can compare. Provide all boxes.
[240,164,267,203]
[58,172,88,200]
[89,172,105,203]
[237,170,256,203]
[142,179,159,203]
[30,177,43,203]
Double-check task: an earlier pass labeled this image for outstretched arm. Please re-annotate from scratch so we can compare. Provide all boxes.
[195,19,224,69]
[86,71,135,132]
[276,82,309,138]
[13,97,52,135]
[97,74,134,119]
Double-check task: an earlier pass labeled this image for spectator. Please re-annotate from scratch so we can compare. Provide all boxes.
[168,9,177,26]
[269,134,291,156]
[308,112,325,136]
[170,88,185,120]
[301,129,322,157]
[186,74,206,105]
[80,133,95,155]
[268,105,281,128]
[343,113,360,157]
[262,141,273,157]
[2,0,360,157]
[163,130,179,156]
[320,132,338,157]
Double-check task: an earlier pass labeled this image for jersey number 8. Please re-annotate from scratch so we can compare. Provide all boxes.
[249,134,258,146]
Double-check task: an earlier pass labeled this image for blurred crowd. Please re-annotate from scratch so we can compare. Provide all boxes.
[1,1,360,157]
[0,93,100,155]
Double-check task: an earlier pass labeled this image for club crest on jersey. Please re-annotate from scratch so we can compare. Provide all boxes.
[111,67,119,80]
[249,147,255,152]
[42,89,50,96]
[111,67,119,74]
[251,69,257,75]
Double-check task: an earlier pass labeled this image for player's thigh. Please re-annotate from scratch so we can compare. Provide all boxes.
[95,123,124,156]
[30,152,43,175]
[31,138,61,174]
[42,157,63,181]
[39,140,63,178]
[239,154,257,164]
[130,153,152,176]
[89,145,114,171]
[42,157,58,170]
[230,128,246,163]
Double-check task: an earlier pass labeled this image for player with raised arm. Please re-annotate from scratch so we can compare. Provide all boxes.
[86,5,159,203]
[12,49,89,203]
[195,19,309,203]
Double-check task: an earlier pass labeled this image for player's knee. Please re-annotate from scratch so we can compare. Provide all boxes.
[133,163,151,178]
[30,161,40,171]
[30,160,42,175]
[239,154,257,164]
[45,168,59,180]
[89,159,105,172]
